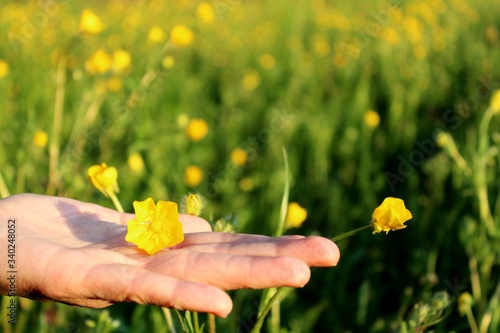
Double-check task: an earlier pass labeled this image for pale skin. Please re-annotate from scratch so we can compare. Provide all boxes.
[0,194,340,317]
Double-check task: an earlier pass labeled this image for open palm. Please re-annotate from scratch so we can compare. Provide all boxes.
[0,194,339,317]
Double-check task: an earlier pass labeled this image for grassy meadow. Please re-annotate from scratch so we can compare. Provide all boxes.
[1,0,500,332]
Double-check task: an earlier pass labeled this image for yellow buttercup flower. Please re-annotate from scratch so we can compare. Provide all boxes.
[107,77,123,92]
[457,292,473,316]
[185,118,208,141]
[0,60,10,78]
[85,49,112,75]
[242,70,260,91]
[259,54,276,69]
[371,197,412,234]
[364,110,380,128]
[148,26,166,43]
[184,165,204,187]
[170,25,194,47]
[181,193,204,216]
[112,49,131,74]
[33,130,49,148]
[490,89,500,113]
[197,3,215,24]
[125,198,184,255]
[230,148,248,166]
[127,152,145,173]
[285,202,308,229]
[79,9,104,34]
[162,55,175,69]
[87,163,119,197]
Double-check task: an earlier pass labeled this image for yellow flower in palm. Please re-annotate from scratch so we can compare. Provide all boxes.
[33,130,49,148]
[85,49,112,75]
[184,165,204,187]
[87,163,119,197]
[0,60,10,78]
[197,3,215,24]
[170,25,194,47]
[185,118,208,141]
[371,197,412,234]
[79,9,105,34]
[285,202,308,229]
[125,198,184,255]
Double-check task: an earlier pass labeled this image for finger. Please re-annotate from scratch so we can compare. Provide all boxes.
[82,263,233,317]
[143,250,311,290]
[177,234,340,267]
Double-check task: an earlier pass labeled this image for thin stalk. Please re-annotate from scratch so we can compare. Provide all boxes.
[331,224,372,242]
[469,256,481,303]
[466,307,480,333]
[109,192,124,213]
[208,314,215,333]
[0,171,10,198]
[479,280,500,333]
[162,308,177,333]
[193,312,200,333]
[251,288,287,333]
[47,56,66,195]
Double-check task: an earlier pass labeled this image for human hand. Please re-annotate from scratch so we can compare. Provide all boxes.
[0,194,339,317]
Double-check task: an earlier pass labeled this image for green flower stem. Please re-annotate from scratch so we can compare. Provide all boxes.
[109,192,124,213]
[465,307,480,333]
[251,288,287,333]
[161,308,177,333]
[331,224,372,242]
[208,313,216,333]
[0,171,10,198]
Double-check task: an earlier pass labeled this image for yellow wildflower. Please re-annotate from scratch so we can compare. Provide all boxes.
[125,198,184,255]
[181,193,204,216]
[79,9,104,34]
[457,292,473,316]
[107,77,123,92]
[162,55,175,69]
[242,70,260,91]
[127,153,145,173]
[285,202,308,229]
[313,37,331,57]
[490,89,500,114]
[112,49,131,74]
[0,60,9,78]
[364,110,380,128]
[259,54,276,69]
[371,197,412,234]
[170,25,194,47]
[87,163,119,197]
[85,49,112,75]
[230,148,248,166]
[185,118,208,141]
[184,165,204,187]
[148,26,166,43]
[197,3,215,24]
[33,130,49,148]
[239,177,254,192]
[177,113,189,128]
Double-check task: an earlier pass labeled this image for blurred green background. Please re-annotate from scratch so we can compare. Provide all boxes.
[1,0,500,332]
